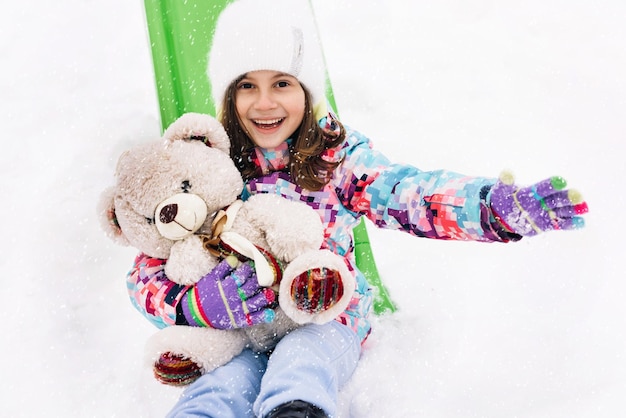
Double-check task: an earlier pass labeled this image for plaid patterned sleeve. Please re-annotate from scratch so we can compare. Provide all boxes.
[334,128,514,242]
[126,253,191,329]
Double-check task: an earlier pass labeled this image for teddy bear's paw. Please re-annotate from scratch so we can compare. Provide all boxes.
[153,352,203,387]
[280,250,356,325]
[145,326,249,382]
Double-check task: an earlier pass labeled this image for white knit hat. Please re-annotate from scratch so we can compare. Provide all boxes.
[208,0,327,117]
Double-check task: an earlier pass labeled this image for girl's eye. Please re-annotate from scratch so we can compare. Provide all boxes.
[276,80,290,88]
[238,82,254,89]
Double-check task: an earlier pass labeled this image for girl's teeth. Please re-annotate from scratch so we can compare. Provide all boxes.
[255,118,282,125]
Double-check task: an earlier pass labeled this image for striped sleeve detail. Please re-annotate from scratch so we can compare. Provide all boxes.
[126,253,190,329]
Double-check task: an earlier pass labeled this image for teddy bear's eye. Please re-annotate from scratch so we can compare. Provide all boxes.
[181,180,192,193]
[145,217,155,225]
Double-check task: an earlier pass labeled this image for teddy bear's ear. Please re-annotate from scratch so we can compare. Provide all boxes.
[97,186,130,246]
[162,112,231,155]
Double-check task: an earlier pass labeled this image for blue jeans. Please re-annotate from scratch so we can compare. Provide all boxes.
[166,321,361,418]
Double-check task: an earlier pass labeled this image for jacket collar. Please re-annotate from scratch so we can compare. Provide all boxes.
[251,141,291,176]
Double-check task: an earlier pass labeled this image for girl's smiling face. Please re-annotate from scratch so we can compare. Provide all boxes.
[235,70,306,149]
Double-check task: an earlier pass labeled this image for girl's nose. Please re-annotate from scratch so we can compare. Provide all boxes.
[254,90,278,110]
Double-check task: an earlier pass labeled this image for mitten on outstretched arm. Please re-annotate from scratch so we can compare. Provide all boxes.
[489,172,589,237]
[177,258,277,330]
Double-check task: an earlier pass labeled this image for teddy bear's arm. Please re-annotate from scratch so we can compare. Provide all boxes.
[165,235,219,286]
[239,194,324,262]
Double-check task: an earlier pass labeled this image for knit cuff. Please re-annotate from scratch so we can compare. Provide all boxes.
[479,185,522,243]
[179,287,215,328]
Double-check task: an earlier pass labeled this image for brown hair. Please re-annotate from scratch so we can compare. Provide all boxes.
[220,77,345,191]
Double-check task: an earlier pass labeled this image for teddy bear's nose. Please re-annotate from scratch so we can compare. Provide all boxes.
[154,193,208,241]
[159,204,178,224]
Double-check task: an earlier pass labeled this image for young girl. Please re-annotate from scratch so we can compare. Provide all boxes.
[128,0,588,417]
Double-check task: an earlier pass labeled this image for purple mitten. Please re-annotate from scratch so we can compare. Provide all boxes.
[489,172,589,237]
[180,258,276,329]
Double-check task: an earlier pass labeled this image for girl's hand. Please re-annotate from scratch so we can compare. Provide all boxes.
[182,258,277,329]
[489,172,589,237]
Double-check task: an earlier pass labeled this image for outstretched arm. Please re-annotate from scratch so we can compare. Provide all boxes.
[334,129,588,242]
[334,129,510,242]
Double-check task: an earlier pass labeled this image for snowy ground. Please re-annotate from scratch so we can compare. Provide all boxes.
[2,0,625,417]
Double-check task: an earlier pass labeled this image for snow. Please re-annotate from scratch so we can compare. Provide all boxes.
[2,0,625,416]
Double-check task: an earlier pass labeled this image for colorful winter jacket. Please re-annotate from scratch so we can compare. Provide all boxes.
[127,119,518,343]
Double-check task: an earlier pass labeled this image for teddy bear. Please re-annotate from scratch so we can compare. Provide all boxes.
[98,113,354,386]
